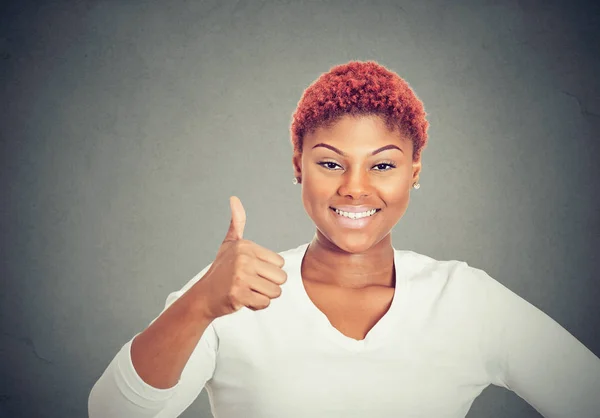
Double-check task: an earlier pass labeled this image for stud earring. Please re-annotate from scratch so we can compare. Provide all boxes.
[292,177,299,185]
[412,182,420,190]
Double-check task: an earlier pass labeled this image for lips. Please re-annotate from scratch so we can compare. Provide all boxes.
[329,206,381,229]
[330,205,380,213]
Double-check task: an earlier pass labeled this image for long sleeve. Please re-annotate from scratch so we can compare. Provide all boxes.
[88,265,218,418]
[473,266,600,417]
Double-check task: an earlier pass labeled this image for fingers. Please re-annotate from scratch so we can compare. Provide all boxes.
[245,275,282,299]
[224,196,246,242]
[254,258,287,285]
[229,260,286,310]
[240,288,271,311]
[251,243,285,268]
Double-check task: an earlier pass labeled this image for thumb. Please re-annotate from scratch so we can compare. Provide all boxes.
[224,196,246,242]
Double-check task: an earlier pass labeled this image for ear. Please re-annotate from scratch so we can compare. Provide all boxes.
[292,151,302,180]
[412,156,422,182]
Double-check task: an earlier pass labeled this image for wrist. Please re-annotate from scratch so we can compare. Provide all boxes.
[187,279,217,323]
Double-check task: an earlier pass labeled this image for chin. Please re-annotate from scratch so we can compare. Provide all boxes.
[325,231,382,254]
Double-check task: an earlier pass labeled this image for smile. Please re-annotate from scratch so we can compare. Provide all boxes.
[332,208,379,219]
[329,207,381,229]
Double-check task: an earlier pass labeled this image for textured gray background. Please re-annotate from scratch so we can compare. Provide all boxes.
[1,0,599,417]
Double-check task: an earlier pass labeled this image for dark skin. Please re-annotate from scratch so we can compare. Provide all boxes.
[292,114,422,340]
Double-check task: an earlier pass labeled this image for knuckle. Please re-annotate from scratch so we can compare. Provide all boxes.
[231,241,246,255]
[226,291,238,307]
[234,254,249,270]
[232,274,246,288]
[230,280,245,295]
[228,285,240,298]
[237,239,252,250]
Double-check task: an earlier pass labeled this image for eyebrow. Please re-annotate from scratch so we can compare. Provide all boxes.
[311,143,403,156]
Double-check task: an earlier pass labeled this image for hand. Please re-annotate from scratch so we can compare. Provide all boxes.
[195,196,287,320]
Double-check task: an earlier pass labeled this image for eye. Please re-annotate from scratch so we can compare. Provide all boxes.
[373,162,396,171]
[317,161,343,170]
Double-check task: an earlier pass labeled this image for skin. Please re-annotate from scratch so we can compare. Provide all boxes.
[292,113,422,293]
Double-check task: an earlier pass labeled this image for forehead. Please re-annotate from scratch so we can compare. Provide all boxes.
[304,114,408,149]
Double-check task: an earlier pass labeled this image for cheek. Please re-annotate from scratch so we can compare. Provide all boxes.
[379,175,411,203]
[300,175,329,214]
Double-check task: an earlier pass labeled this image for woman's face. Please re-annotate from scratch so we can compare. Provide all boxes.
[293,114,421,254]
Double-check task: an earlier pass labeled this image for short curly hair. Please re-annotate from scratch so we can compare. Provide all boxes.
[290,61,429,161]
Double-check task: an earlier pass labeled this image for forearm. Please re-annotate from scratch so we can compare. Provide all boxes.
[88,278,217,418]
[130,280,214,389]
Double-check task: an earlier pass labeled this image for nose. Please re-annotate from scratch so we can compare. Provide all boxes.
[337,168,372,200]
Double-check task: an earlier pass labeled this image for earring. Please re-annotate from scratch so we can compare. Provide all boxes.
[292,177,299,185]
[412,182,420,190]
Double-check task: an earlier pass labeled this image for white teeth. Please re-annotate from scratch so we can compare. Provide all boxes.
[334,208,377,219]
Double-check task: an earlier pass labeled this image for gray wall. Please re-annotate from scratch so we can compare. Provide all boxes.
[1,1,599,417]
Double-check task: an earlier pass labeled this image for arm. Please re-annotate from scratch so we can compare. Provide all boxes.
[88,196,286,417]
[475,267,600,417]
[88,265,218,418]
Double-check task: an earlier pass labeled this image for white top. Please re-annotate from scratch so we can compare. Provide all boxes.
[88,243,600,418]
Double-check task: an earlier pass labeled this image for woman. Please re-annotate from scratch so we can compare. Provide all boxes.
[88,61,600,417]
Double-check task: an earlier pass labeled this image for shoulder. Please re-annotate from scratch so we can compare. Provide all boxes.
[394,248,513,305]
[394,248,461,277]
[393,248,479,283]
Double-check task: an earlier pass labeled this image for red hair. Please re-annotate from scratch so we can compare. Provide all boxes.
[290,61,429,161]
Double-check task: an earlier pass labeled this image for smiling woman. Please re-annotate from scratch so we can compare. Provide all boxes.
[88,61,600,418]
[296,114,417,253]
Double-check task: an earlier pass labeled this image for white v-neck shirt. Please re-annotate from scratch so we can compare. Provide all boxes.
[89,243,600,418]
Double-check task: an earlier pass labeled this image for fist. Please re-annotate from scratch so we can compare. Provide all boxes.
[195,196,287,320]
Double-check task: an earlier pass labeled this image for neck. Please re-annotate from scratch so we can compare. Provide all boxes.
[301,231,396,288]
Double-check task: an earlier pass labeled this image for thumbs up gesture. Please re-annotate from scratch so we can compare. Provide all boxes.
[196,197,287,320]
